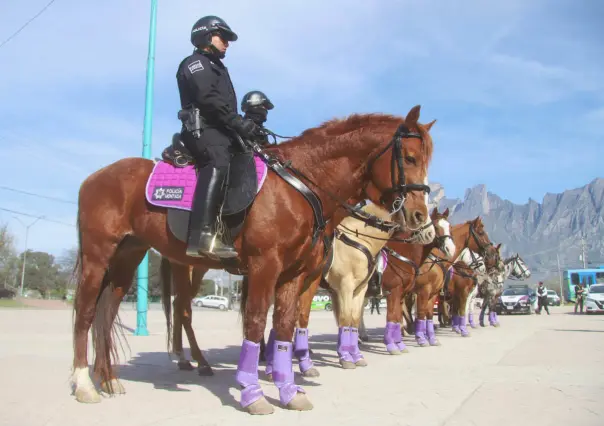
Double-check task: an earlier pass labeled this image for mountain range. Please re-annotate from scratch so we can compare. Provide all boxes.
[428,178,604,279]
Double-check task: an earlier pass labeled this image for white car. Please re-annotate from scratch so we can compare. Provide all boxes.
[192,295,229,310]
[497,287,533,315]
[547,290,561,306]
[585,284,604,314]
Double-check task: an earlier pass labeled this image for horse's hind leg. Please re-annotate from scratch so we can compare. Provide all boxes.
[349,283,369,367]
[71,236,119,403]
[178,266,213,376]
[292,274,320,378]
[97,242,148,396]
[384,285,406,354]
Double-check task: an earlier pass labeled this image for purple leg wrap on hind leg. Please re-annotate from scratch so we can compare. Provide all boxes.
[293,328,314,373]
[236,339,264,408]
[426,319,439,345]
[349,327,365,362]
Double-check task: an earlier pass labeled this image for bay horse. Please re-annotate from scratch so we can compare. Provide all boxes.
[289,207,453,374]
[70,106,435,415]
[379,217,501,349]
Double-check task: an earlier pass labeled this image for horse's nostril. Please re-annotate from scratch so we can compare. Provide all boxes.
[414,211,425,224]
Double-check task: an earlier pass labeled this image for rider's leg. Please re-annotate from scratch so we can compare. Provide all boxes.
[185,128,237,258]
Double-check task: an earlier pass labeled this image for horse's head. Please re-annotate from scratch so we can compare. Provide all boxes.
[463,217,501,272]
[364,105,434,237]
[508,254,531,279]
[430,207,456,259]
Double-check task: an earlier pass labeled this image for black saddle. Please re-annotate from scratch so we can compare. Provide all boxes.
[161,133,195,167]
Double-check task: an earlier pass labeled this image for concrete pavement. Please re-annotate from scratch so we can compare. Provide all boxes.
[0,304,602,426]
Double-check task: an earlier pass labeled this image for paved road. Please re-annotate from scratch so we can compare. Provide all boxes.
[0,305,602,426]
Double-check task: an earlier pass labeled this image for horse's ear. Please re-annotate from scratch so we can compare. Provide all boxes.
[430,207,438,219]
[424,119,437,132]
[405,105,421,127]
[496,243,502,252]
[443,207,450,217]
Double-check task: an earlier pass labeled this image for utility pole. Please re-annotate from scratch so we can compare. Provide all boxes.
[556,253,564,301]
[13,215,44,297]
[580,237,587,269]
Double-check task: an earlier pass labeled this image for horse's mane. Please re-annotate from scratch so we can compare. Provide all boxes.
[266,113,434,164]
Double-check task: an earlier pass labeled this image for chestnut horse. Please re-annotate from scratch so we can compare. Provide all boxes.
[70,106,435,414]
[379,217,501,349]
[291,207,453,373]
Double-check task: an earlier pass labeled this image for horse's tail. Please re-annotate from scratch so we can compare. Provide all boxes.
[159,256,173,354]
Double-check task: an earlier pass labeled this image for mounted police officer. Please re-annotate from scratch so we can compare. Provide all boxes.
[241,90,274,145]
[177,16,262,258]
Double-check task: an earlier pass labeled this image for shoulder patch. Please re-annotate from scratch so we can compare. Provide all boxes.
[188,60,204,74]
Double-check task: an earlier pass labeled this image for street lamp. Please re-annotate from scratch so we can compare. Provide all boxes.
[13,215,44,297]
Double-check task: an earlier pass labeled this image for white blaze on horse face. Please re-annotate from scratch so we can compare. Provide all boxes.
[437,218,455,258]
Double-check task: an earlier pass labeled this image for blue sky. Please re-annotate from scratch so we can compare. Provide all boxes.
[0,0,602,256]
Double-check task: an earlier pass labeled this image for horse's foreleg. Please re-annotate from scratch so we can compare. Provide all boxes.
[330,274,359,369]
[457,285,471,337]
[348,283,370,367]
[385,285,406,354]
[71,236,119,404]
[466,286,478,329]
[414,285,432,347]
[424,293,441,346]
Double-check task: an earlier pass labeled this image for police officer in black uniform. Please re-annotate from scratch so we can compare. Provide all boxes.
[241,90,274,145]
[177,16,261,258]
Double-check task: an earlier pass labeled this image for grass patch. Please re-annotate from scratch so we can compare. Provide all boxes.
[0,299,28,308]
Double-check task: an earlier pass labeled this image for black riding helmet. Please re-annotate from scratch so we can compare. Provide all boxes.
[190,16,238,49]
[241,90,274,113]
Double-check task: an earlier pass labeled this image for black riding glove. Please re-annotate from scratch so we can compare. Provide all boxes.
[244,105,268,125]
[229,115,261,140]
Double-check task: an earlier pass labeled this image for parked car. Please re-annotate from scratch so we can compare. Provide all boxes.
[496,287,533,315]
[0,288,16,299]
[311,294,333,311]
[192,295,229,310]
[547,290,561,306]
[585,284,604,314]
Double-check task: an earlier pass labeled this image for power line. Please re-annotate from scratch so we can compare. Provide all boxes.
[0,0,58,50]
[0,207,75,227]
[0,186,76,205]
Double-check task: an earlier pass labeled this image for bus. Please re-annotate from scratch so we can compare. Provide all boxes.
[564,266,604,301]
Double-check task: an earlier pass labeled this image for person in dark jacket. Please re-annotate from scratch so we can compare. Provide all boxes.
[536,281,550,315]
[241,90,274,145]
[574,283,585,314]
[177,16,262,258]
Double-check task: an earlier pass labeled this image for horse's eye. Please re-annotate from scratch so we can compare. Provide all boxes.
[405,156,416,165]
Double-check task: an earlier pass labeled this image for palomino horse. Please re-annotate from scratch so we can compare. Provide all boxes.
[70,107,435,414]
[271,203,438,377]
[378,217,501,349]
[471,253,530,327]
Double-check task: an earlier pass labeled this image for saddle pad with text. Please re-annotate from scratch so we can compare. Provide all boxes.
[145,155,268,211]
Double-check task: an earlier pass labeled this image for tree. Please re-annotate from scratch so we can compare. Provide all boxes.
[0,224,18,289]
[19,250,65,298]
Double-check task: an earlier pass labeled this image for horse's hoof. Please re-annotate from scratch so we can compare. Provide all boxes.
[387,348,401,355]
[177,360,195,371]
[74,387,102,404]
[494,324,500,328]
[246,397,274,415]
[359,334,370,342]
[401,347,410,353]
[417,342,430,347]
[340,360,357,369]
[100,379,126,395]
[355,358,368,367]
[429,341,441,346]
[286,393,314,411]
[302,367,320,377]
[197,365,214,376]
[265,373,273,382]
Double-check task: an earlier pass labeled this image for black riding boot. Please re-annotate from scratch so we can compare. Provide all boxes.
[186,166,238,258]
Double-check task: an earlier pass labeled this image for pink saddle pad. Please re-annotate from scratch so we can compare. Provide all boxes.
[145,155,268,211]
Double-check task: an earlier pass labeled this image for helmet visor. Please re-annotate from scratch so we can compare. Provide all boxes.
[216,26,238,42]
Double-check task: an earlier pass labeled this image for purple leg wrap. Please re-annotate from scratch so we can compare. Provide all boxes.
[273,340,305,406]
[493,312,500,325]
[426,319,439,345]
[489,311,496,326]
[293,328,314,373]
[337,326,354,362]
[383,321,399,353]
[265,328,276,376]
[459,316,470,337]
[468,312,477,329]
[235,339,263,408]
[349,327,365,362]
[392,322,407,351]
[415,319,428,345]
[452,315,461,333]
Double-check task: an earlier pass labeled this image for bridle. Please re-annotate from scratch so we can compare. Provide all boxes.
[505,254,530,280]
[365,124,431,218]
[464,222,498,271]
